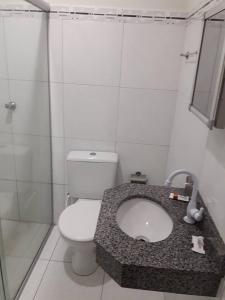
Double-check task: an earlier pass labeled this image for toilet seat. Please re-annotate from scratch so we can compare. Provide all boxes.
[58,199,101,243]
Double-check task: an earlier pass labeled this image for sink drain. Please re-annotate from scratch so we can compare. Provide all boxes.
[135,235,150,242]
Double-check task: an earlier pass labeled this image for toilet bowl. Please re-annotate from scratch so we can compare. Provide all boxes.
[58,150,118,276]
[58,198,102,276]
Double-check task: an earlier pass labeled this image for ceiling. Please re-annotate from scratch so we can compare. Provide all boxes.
[0,0,211,12]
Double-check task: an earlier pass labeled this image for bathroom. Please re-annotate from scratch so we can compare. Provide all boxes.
[0,0,225,299]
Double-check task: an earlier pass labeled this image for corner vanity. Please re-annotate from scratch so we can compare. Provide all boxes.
[94,184,225,297]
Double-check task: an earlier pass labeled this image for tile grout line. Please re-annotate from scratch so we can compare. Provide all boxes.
[32,259,51,300]
[32,227,61,300]
[114,21,125,152]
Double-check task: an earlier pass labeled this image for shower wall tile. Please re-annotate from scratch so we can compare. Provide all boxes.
[50,83,64,138]
[17,181,52,224]
[0,17,8,79]
[63,84,119,141]
[0,179,19,221]
[121,23,184,90]
[13,134,51,184]
[116,142,169,185]
[0,80,11,134]
[10,80,50,137]
[117,88,177,146]
[63,20,123,86]
[0,133,16,181]
[4,16,48,81]
[49,17,63,83]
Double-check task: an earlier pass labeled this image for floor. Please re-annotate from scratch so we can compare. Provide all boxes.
[18,226,216,300]
[1,220,49,299]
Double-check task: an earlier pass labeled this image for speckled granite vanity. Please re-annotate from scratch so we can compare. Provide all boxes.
[94,184,225,297]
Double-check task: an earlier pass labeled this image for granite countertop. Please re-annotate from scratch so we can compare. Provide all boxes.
[94,183,225,297]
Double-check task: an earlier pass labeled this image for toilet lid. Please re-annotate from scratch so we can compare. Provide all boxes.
[58,199,102,242]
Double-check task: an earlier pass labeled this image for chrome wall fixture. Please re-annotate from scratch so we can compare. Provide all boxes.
[4,101,16,111]
[180,51,198,60]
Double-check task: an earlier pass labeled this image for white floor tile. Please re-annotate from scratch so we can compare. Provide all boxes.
[164,293,216,300]
[51,237,73,262]
[19,260,49,300]
[39,226,60,260]
[102,273,164,300]
[5,256,33,300]
[34,261,104,300]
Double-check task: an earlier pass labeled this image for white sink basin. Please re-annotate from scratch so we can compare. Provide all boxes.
[116,198,173,243]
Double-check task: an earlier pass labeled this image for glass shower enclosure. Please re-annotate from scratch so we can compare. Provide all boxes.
[0,0,52,299]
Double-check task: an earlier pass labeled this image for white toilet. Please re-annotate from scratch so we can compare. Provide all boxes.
[58,151,118,276]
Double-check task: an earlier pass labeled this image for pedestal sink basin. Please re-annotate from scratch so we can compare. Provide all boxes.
[116,198,173,243]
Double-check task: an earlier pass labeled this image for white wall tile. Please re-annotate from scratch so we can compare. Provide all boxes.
[64,138,115,154]
[0,80,12,134]
[14,134,51,184]
[63,20,123,86]
[53,184,65,224]
[0,179,19,220]
[199,130,225,242]
[0,133,16,181]
[50,83,64,138]
[49,17,63,83]
[52,137,65,185]
[17,181,52,224]
[166,20,208,187]
[10,80,50,137]
[64,84,118,141]
[102,273,164,300]
[4,16,48,81]
[121,23,185,90]
[116,142,168,185]
[0,17,8,79]
[117,88,176,145]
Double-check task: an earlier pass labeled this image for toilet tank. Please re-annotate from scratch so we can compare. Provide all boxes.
[67,151,118,200]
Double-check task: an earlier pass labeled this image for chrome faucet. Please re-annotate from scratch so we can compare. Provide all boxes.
[165,169,204,224]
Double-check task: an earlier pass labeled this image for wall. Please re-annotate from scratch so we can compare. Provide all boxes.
[49,15,185,223]
[199,126,225,243]
[166,20,209,185]
[166,12,225,244]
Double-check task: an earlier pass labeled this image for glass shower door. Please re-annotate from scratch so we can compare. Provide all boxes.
[0,1,52,299]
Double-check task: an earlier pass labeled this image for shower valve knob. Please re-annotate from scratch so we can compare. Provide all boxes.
[5,101,16,111]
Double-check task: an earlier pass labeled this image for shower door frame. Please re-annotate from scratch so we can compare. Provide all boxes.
[0,0,53,299]
[13,1,54,300]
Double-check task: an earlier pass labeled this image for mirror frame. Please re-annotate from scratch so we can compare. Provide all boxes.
[190,1,225,129]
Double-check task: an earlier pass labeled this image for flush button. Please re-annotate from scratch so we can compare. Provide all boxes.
[89,152,96,156]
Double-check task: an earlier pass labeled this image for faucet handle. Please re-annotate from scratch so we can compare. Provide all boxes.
[194,207,204,222]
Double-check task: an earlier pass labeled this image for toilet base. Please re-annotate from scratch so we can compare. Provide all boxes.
[62,237,98,276]
[72,252,98,276]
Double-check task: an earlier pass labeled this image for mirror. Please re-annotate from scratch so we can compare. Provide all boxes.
[190,7,225,129]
